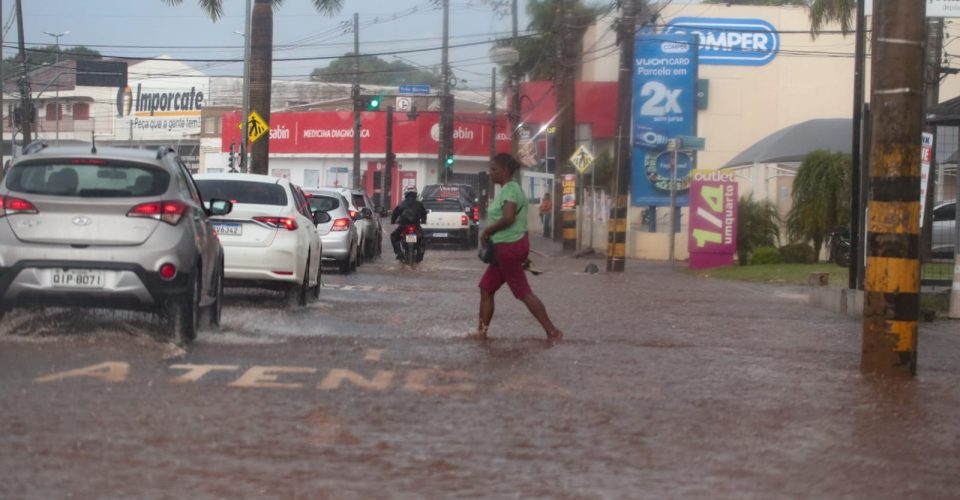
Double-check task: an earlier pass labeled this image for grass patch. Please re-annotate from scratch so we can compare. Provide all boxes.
[689,263,849,286]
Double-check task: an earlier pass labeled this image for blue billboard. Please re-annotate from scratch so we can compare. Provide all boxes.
[664,17,779,66]
[631,34,698,207]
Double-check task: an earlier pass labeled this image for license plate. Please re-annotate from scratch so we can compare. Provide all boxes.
[213,223,242,236]
[52,269,105,289]
[405,234,418,243]
[433,232,448,238]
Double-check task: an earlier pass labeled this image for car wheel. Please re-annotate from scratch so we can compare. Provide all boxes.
[312,265,322,300]
[339,255,352,275]
[350,245,359,272]
[356,238,365,266]
[207,259,224,330]
[287,258,310,307]
[163,272,199,346]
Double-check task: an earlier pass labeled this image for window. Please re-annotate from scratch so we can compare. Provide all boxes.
[202,116,221,134]
[73,103,90,121]
[195,180,288,206]
[45,103,62,121]
[5,160,170,198]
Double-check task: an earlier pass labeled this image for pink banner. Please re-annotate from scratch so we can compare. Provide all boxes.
[688,170,738,269]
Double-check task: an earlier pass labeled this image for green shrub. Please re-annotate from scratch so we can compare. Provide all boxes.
[779,243,816,264]
[750,246,783,265]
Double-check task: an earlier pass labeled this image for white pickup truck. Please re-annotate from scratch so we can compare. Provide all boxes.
[421,197,474,249]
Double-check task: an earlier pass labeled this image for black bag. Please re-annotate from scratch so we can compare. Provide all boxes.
[479,244,496,264]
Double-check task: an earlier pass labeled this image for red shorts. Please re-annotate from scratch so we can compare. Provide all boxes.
[479,234,532,299]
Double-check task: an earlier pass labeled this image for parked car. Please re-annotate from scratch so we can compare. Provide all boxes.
[326,187,383,262]
[304,188,360,274]
[421,197,474,249]
[193,173,322,306]
[420,184,480,246]
[0,143,232,345]
[931,201,956,259]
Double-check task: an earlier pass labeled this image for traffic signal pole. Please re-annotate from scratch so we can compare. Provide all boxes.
[438,0,452,182]
[384,105,395,211]
[862,0,924,376]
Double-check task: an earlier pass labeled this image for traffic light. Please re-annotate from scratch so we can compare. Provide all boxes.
[367,96,381,111]
[445,155,455,169]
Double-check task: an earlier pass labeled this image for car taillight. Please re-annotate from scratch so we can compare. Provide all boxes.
[331,218,350,231]
[461,215,469,226]
[472,206,480,221]
[127,200,187,225]
[403,225,418,234]
[349,209,359,220]
[159,263,177,280]
[0,196,39,218]
[254,216,298,231]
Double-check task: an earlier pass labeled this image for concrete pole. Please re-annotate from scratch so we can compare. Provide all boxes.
[16,0,32,147]
[352,13,362,189]
[606,0,636,272]
[44,31,67,146]
[241,0,252,172]
[438,0,450,182]
[849,0,867,290]
[489,67,497,162]
[862,0,925,376]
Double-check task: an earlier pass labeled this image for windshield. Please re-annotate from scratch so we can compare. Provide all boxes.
[195,179,287,206]
[423,198,463,211]
[4,160,170,198]
[308,195,341,212]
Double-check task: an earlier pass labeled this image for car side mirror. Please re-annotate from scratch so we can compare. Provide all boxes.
[207,198,232,216]
[360,207,373,219]
[313,209,331,225]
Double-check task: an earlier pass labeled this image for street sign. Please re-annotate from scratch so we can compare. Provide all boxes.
[677,136,706,150]
[241,111,269,144]
[396,96,412,112]
[569,145,595,174]
[399,84,431,95]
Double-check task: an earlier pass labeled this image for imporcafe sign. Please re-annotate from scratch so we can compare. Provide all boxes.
[664,18,779,66]
[631,33,698,207]
[864,2,960,17]
[688,169,738,270]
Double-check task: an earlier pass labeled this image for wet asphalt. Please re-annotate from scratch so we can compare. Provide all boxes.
[1,234,959,499]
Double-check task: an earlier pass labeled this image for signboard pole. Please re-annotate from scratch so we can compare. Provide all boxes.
[668,141,678,265]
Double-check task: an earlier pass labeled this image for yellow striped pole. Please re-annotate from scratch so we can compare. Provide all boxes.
[605,0,636,273]
[862,0,924,376]
[606,194,628,272]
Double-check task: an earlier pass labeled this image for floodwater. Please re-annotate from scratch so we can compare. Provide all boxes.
[2,245,960,499]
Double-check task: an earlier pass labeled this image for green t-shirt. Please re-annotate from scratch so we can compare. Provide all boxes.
[488,181,528,244]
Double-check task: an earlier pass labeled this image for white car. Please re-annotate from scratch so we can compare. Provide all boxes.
[194,173,321,306]
[326,187,383,263]
[931,201,956,259]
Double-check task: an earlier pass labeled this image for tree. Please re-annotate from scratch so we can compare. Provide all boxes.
[504,0,602,81]
[1,45,101,81]
[165,0,344,175]
[807,0,855,36]
[785,150,851,258]
[737,194,781,266]
[311,54,440,86]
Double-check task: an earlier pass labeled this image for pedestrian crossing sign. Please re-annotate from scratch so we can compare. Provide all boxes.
[570,145,595,174]
[242,111,269,144]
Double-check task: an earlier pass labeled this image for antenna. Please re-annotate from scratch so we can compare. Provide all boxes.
[91,132,97,154]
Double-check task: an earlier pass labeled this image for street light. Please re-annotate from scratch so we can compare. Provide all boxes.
[43,30,69,145]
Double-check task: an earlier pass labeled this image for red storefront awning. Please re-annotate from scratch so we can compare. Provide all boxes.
[515,81,619,139]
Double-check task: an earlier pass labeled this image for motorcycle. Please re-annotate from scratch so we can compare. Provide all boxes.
[829,226,851,267]
[399,224,425,266]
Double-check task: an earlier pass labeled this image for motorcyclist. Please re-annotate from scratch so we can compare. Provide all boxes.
[390,187,428,259]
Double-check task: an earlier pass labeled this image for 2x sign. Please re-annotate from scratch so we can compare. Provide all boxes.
[665,17,780,66]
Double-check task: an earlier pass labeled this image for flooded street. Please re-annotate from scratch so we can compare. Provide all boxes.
[2,241,959,499]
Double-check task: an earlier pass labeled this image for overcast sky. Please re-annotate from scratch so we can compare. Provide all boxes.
[13,0,536,91]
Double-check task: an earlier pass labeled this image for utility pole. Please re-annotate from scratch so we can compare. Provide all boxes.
[15,0,32,148]
[352,12,362,189]
[438,0,452,182]
[43,30,67,146]
[489,67,497,162]
[920,17,944,262]
[510,0,520,158]
[607,0,636,272]
[248,0,273,174]
[553,0,577,253]
[849,0,867,289]
[1,1,5,171]
[862,0,924,376]
[384,105,395,211]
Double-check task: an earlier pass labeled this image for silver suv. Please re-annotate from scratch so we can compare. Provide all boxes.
[0,143,232,345]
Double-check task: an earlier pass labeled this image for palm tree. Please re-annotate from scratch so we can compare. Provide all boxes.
[164,0,343,174]
[737,194,781,266]
[786,150,851,257]
[508,0,601,81]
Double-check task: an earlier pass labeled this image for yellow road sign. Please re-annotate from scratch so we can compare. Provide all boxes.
[569,145,595,174]
[244,111,269,143]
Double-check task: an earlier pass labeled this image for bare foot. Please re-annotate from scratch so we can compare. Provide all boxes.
[546,329,563,341]
[466,326,489,340]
